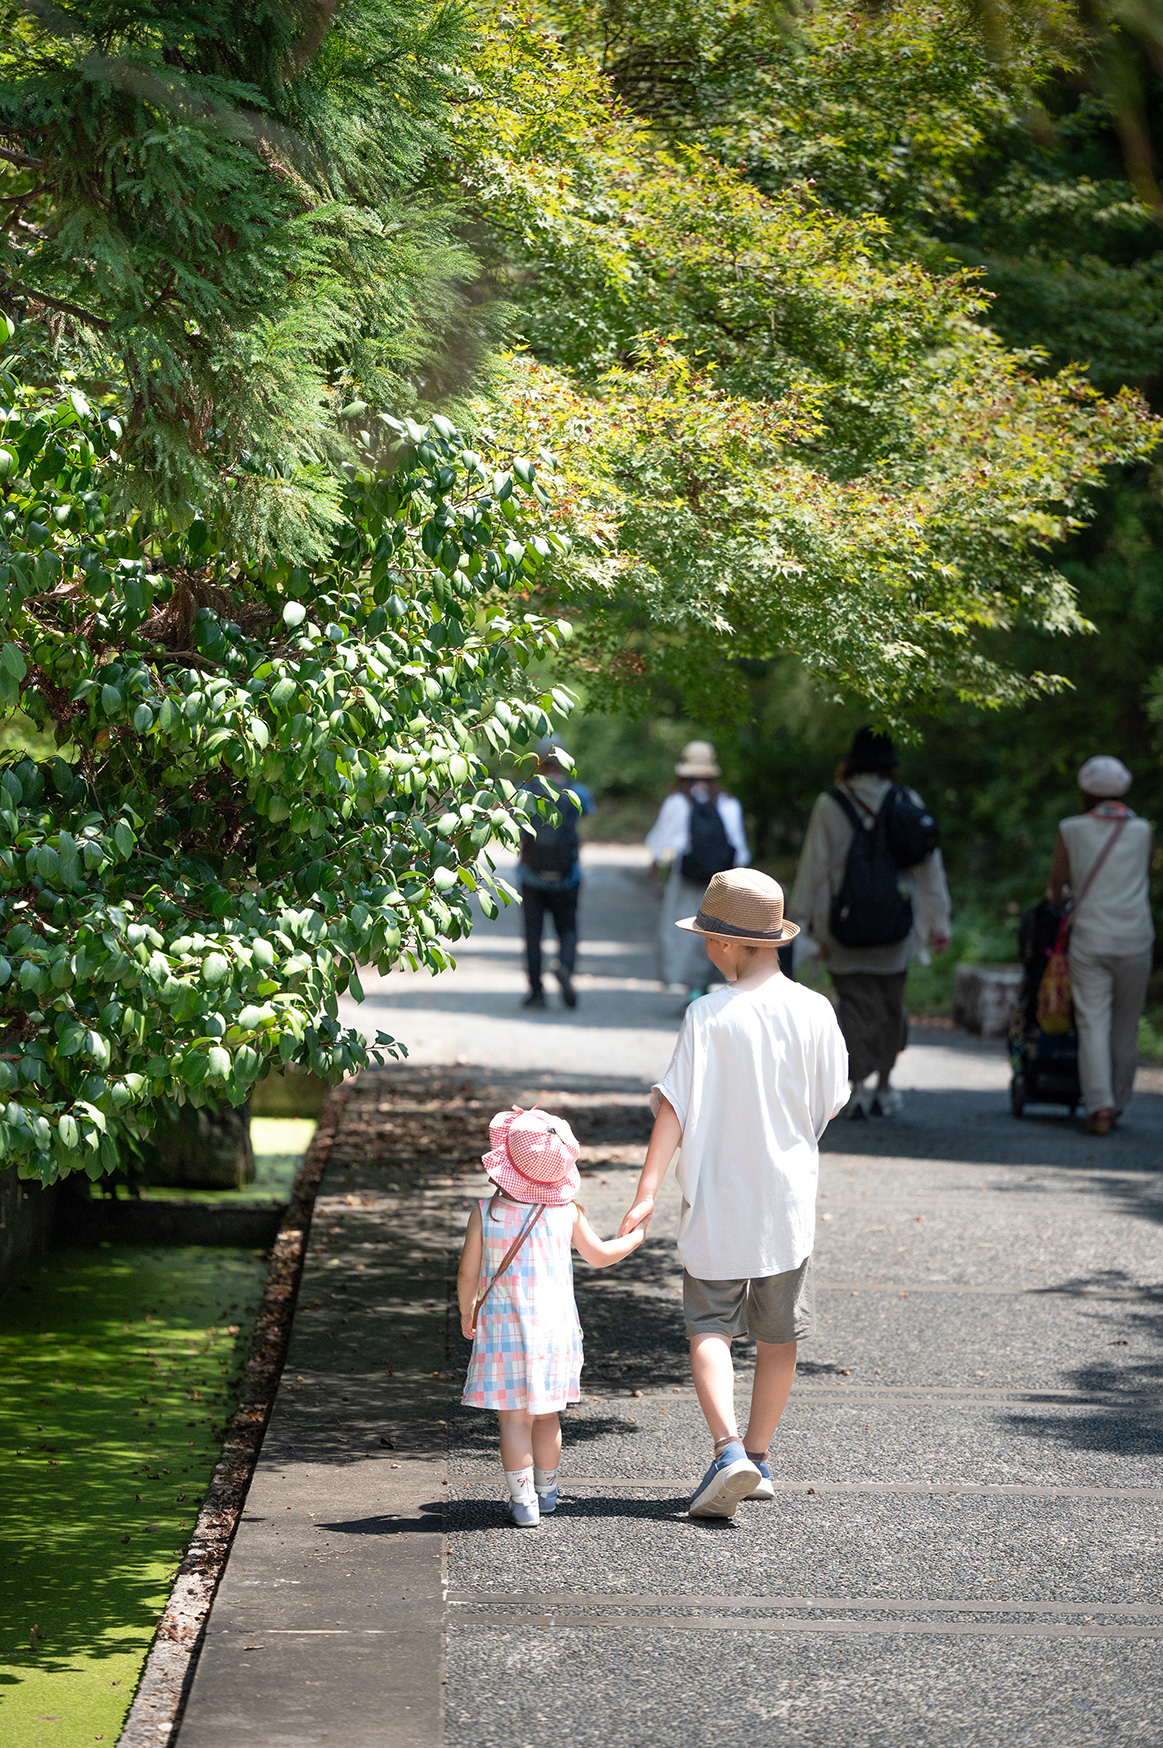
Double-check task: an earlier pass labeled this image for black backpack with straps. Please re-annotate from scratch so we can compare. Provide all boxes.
[520,782,579,879]
[681,797,736,886]
[828,787,915,948]
[883,786,940,869]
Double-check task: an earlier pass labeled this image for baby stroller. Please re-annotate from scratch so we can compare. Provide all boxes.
[1009,899,1081,1118]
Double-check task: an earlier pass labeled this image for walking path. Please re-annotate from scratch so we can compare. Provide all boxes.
[174,847,1163,1747]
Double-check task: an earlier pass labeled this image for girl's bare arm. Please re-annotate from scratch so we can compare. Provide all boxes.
[619,1095,682,1236]
[456,1203,484,1339]
[572,1205,646,1268]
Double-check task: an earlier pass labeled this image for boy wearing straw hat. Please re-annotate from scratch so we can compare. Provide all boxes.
[620,868,849,1518]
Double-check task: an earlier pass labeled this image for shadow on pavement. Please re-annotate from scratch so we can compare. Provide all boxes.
[448,1497,689,1529]
[823,1088,1163,1175]
[316,1511,446,1536]
[998,1270,1163,1455]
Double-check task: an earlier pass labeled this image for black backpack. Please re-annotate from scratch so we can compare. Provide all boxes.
[520,785,579,878]
[681,797,736,886]
[884,786,940,869]
[828,788,914,948]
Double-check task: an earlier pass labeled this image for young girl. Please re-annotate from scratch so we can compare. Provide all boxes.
[458,1105,645,1526]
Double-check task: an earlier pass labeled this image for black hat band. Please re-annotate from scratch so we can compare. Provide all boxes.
[694,908,789,940]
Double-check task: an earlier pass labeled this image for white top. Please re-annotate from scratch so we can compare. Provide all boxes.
[644,789,751,867]
[789,773,952,974]
[651,976,849,1280]
[1060,810,1154,957]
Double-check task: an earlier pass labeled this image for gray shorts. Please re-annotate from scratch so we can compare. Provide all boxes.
[683,1257,814,1345]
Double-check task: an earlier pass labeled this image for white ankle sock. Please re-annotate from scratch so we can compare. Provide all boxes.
[504,1465,536,1505]
[534,1465,559,1493]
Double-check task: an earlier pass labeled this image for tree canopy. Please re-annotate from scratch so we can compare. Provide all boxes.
[450,6,1159,724]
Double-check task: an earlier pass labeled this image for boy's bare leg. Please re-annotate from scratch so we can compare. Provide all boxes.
[742,1339,797,1453]
[689,1333,739,1446]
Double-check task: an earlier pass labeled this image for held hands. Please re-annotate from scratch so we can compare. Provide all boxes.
[618,1194,655,1238]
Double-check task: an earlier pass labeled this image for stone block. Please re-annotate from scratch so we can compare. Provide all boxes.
[953,962,1023,1038]
[145,1102,255,1189]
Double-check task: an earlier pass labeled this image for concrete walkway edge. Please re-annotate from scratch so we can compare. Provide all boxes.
[118,1087,348,1748]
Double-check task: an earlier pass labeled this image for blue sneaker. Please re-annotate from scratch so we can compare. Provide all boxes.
[507,1496,540,1528]
[744,1457,775,1501]
[536,1483,559,1516]
[688,1441,761,1520]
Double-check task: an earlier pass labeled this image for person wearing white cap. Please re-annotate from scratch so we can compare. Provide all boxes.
[644,740,751,1001]
[1047,756,1155,1134]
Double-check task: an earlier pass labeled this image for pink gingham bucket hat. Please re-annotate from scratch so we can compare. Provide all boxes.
[482,1106,581,1206]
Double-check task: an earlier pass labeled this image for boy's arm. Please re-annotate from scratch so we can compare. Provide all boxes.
[572,1205,646,1267]
[456,1203,484,1339]
[618,1095,682,1237]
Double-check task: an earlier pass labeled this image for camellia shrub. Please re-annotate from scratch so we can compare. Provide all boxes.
[0,331,574,1184]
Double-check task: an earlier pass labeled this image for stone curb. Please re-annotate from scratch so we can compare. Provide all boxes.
[117,1083,350,1748]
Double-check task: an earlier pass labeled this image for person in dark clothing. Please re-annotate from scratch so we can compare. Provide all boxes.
[518,743,595,1010]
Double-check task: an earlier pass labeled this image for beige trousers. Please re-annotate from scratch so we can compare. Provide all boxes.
[1068,945,1152,1115]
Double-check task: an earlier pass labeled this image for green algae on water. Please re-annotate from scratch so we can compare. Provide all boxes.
[0,1246,266,1748]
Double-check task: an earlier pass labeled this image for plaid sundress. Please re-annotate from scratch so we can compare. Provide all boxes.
[462,1196,583,1414]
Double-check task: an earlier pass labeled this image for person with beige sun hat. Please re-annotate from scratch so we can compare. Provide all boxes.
[645,739,751,1001]
[619,867,849,1519]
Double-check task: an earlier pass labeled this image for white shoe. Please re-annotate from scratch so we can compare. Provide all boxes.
[744,1457,775,1501]
[873,1088,903,1116]
[842,1087,873,1120]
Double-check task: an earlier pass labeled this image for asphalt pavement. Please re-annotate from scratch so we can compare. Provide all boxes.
[173,846,1163,1748]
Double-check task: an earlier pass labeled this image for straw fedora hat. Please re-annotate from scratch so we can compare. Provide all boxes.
[675,739,721,780]
[677,867,800,946]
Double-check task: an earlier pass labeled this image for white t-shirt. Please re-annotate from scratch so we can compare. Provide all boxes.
[1060,810,1154,958]
[652,976,849,1280]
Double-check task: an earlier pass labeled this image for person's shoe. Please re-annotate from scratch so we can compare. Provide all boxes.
[873,1087,903,1117]
[555,967,578,1009]
[1084,1108,1114,1135]
[507,1496,540,1527]
[842,1086,872,1120]
[535,1482,560,1515]
[522,990,546,1009]
[743,1456,775,1501]
[688,1440,761,1520]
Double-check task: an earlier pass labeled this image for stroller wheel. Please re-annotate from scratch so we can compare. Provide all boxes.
[1010,1072,1026,1118]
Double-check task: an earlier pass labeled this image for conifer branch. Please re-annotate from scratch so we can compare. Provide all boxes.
[1,279,111,329]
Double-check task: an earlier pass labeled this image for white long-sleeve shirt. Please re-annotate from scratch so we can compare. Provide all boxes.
[645,789,751,867]
[789,774,951,975]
